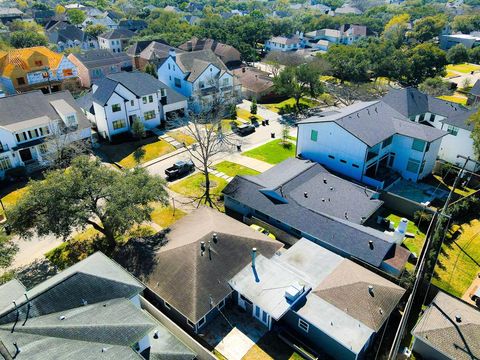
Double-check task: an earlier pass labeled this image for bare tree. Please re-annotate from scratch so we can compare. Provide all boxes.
[169,99,238,208]
[264,51,306,77]
[323,82,390,107]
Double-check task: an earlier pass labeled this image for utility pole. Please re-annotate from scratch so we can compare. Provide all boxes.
[388,155,479,360]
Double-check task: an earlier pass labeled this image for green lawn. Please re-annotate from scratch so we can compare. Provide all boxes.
[237,108,264,121]
[446,63,480,73]
[150,204,186,228]
[263,97,319,113]
[432,219,480,297]
[432,174,476,198]
[118,140,176,168]
[213,161,260,177]
[386,213,426,256]
[242,139,296,164]
[241,331,305,360]
[438,95,467,105]
[444,70,459,79]
[167,130,196,146]
[1,186,29,217]
[169,173,228,207]
[219,119,243,133]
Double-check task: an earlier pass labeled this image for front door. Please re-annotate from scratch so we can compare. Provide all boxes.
[129,115,138,127]
[253,305,270,328]
[19,148,33,163]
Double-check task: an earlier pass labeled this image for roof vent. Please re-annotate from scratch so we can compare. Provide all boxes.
[304,192,308,198]
[361,216,367,224]
[379,308,383,315]
[59,315,66,320]
[81,299,88,306]
[322,198,325,202]
[369,240,374,249]
[251,248,257,268]
[330,187,334,191]
[344,211,348,219]
[323,178,327,184]
[200,241,206,255]
[153,330,159,339]
[455,314,462,323]
[375,107,378,113]
[212,233,218,244]
[102,348,108,353]
[368,285,374,296]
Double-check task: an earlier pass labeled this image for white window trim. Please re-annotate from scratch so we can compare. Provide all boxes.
[164,301,171,309]
[198,316,206,328]
[298,318,309,332]
[218,299,225,310]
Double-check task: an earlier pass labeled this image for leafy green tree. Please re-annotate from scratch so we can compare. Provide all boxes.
[85,24,108,38]
[405,43,446,85]
[144,63,157,77]
[324,45,370,82]
[274,64,323,110]
[55,4,66,14]
[250,98,257,115]
[131,118,146,140]
[446,44,469,64]
[419,77,453,97]
[67,9,86,26]
[468,110,480,159]
[6,156,168,252]
[0,231,17,270]
[10,31,48,48]
[468,47,480,64]
[452,14,480,33]
[409,15,447,43]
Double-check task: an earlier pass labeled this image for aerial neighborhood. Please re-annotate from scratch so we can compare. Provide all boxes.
[0,0,479,359]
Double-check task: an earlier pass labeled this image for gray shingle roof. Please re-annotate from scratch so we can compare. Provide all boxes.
[440,107,476,131]
[99,28,134,40]
[299,100,446,146]
[175,49,228,82]
[119,207,283,323]
[72,49,131,69]
[412,291,480,360]
[470,79,480,96]
[223,159,404,268]
[0,280,25,313]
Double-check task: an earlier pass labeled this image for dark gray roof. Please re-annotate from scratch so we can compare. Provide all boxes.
[76,91,94,113]
[72,49,131,69]
[223,160,403,268]
[126,39,169,56]
[139,41,184,62]
[0,280,25,312]
[470,79,480,96]
[48,23,85,43]
[118,19,147,32]
[142,325,196,360]
[92,71,186,105]
[440,107,476,131]
[118,207,283,323]
[99,28,135,39]
[299,100,447,146]
[0,90,90,131]
[175,49,229,82]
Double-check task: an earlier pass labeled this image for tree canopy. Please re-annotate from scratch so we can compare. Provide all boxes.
[67,9,86,25]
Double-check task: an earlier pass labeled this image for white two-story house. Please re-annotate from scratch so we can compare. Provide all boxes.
[156,49,240,112]
[0,90,92,178]
[382,87,479,172]
[98,28,134,53]
[264,33,302,52]
[84,71,187,141]
[296,101,447,189]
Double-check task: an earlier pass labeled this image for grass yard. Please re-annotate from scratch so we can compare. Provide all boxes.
[241,332,304,360]
[150,204,186,228]
[446,63,480,73]
[444,70,460,79]
[237,108,264,122]
[167,130,196,146]
[432,219,480,298]
[432,174,476,198]
[219,119,243,133]
[438,95,467,105]
[213,161,260,177]
[386,213,426,256]
[263,97,319,113]
[118,140,176,168]
[0,186,29,217]
[242,139,296,164]
[169,173,228,207]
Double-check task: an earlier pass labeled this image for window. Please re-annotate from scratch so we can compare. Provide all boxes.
[28,130,38,139]
[39,126,49,136]
[447,125,459,136]
[240,294,252,305]
[112,104,121,112]
[62,69,73,77]
[340,159,347,164]
[222,78,229,86]
[328,154,335,159]
[199,81,205,89]
[382,136,393,148]
[406,158,420,173]
[112,119,125,130]
[198,317,206,328]
[218,299,226,310]
[130,100,134,106]
[411,139,425,152]
[142,96,147,104]
[16,77,25,85]
[168,63,171,70]
[298,319,309,333]
[34,60,43,66]
[174,77,181,88]
[148,95,153,103]
[0,157,12,171]
[418,114,425,122]
[352,164,359,168]
[310,130,318,142]
[164,301,171,309]
[160,88,166,97]
[15,132,27,142]
[39,143,48,154]
[144,110,156,120]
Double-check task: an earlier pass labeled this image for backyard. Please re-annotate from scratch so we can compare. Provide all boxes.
[242,332,304,360]
[98,136,176,169]
[169,173,228,208]
[386,213,426,257]
[242,139,296,164]
[446,63,480,74]
[432,219,480,298]
[213,161,260,177]
[150,204,186,228]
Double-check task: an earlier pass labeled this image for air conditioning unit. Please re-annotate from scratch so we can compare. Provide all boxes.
[284,283,304,302]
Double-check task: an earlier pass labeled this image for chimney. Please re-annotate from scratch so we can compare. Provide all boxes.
[200,241,206,255]
[169,48,176,59]
[304,192,308,198]
[212,233,218,244]
[323,178,327,184]
[455,314,462,323]
[153,330,159,339]
[251,248,257,268]
[369,240,374,249]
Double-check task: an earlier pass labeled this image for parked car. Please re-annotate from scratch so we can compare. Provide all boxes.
[250,224,276,239]
[165,160,194,180]
[235,123,256,136]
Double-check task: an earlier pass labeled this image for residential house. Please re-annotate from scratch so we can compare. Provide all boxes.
[340,24,371,45]
[163,5,181,13]
[46,22,98,51]
[232,67,275,101]
[411,290,480,360]
[98,28,135,53]
[303,25,371,50]
[231,239,405,360]
[440,33,480,50]
[0,252,197,359]
[0,47,78,95]
[135,41,184,70]
[296,101,447,189]
[264,33,302,52]
[68,49,133,88]
[334,4,363,15]
[156,48,241,112]
[0,90,91,178]
[117,206,284,334]
[271,10,291,18]
[83,71,187,141]
[81,12,118,30]
[0,7,23,25]
[223,158,411,276]
[468,79,480,105]
[184,15,201,25]
[31,9,56,25]
[178,37,241,68]
[118,19,148,33]
[382,87,479,171]
[126,39,174,69]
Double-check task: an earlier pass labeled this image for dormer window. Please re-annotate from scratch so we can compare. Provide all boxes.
[160,88,166,97]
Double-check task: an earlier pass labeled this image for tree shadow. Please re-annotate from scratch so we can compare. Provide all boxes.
[14,259,58,289]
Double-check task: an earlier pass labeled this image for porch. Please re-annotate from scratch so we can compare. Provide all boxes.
[363,152,399,189]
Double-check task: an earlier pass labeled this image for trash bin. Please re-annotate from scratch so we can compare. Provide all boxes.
[265,119,269,125]
[261,120,266,126]
[237,144,242,152]
[271,132,275,138]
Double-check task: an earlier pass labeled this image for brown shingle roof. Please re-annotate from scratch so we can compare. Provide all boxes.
[232,67,274,94]
[313,260,405,331]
